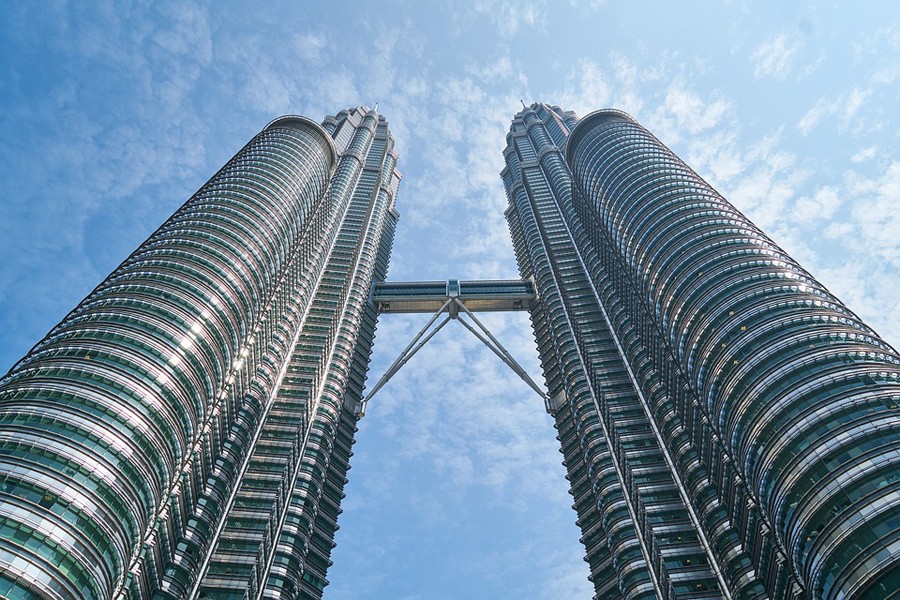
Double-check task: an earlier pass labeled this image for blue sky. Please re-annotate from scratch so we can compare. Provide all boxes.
[1,1,899,598]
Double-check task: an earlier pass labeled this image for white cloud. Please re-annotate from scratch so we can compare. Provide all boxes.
[750,33,801,80]
[693,128,745,184]
[293,31,327,60]
[556,59,613,118]
[570,0,607,9]
[823,221,854,240]
[449,0,546,37]
[852,24,900,62]
[848,161,900,267]
[815,260,900,345]
[150,1,213,61]
[794,185,841,220]
[845,87,871,119]
[643,81,736,169]
[321,70,362,111]
[466,54,527,87]
[851,145,879,163]
[795,161,900,346]
[798,86,873,135]
[870,64,898,85]
[722,135,807,232]
[797,97,829,134]
[660,81,731,135]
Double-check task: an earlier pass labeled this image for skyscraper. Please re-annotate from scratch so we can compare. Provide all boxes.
[502,104,900,599]
[1,101,898,600]
[0,107,400,599]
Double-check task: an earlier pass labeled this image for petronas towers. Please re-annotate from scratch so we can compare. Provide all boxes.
[0,103,897,600]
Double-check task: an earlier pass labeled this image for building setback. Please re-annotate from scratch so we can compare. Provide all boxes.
[0,108,400,599]
[502,103,900,599]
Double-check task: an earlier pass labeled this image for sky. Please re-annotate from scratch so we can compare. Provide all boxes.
[1,1,899,598]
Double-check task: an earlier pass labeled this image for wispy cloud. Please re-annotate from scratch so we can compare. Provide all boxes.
[798,87,873,135]
[848,161,900,267]
[851,145,879,163]
[447,0,546,37]
[794,185,841,220]
[750,33,801,80]
[556,59,613,117]
[655,80,731,137]
[569,0,607,9]
[293,31,327,61]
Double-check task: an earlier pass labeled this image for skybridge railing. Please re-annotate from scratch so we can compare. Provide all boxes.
[371,278,536,316]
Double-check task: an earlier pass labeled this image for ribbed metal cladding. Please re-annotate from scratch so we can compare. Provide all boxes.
[504,103,759,600]
[0,117,337,599]
[504,104,657,599]
[566,109,900,599]
[264,111,400,600]
[191,107,401,600]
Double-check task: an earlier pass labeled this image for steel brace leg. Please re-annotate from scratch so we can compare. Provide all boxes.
[362,298,546,412]
[453,299,546,401]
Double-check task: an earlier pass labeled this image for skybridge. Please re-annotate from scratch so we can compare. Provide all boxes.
[371,278,536,315]
[363,279,546,412]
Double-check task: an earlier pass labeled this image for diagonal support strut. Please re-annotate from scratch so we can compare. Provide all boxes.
[454,312,547,401]
[362,297,546,413]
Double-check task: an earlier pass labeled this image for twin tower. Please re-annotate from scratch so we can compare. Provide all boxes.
[0,105,897,599]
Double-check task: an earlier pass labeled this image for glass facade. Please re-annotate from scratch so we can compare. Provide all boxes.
[503,104,900,599]
[0,108,400,600]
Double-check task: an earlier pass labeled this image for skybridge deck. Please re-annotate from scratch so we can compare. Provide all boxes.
[371,279,535,314]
